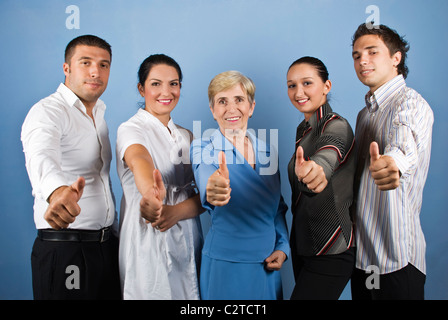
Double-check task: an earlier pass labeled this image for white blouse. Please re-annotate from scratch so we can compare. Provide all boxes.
[116,108,203,300]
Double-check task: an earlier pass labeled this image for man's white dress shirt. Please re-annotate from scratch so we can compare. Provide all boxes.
[21,83,116,231]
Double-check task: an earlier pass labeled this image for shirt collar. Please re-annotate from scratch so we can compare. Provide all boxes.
[365,74,406,112]
[57,83,79,107]
[307,102,333,128]
[57,83,106,115]
[138,108,179,142]
[138,108,174,128]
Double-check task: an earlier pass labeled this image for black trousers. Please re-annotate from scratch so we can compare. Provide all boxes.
[351,263,425,300]
[31,231,121,300]
[290,247,355,300]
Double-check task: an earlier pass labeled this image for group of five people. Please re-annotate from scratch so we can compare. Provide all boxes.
[21,22,433,300]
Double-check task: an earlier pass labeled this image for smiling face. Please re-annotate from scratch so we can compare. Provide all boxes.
[63,45,111,111]
[287,63,331,121]
[352,34,402,93]
[138,64,181,126]
[210,83,255,138]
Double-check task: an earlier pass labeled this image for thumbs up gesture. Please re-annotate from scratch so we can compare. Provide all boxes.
[295,146,328,193]
[140,169,166,225]
[44,176,86,230]
[206,151,231,206]
[369,141,400,191]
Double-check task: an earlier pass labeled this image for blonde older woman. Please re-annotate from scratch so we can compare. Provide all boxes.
[190,71,289,300]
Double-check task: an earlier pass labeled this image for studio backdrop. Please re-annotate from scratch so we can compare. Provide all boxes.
[0,0,446,299]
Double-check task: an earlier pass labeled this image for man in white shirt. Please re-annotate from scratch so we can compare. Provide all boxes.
[350,23,433,300]
[21,35,120,299]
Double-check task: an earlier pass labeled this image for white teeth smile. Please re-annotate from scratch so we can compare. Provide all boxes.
[226,116,240,121]
[298,99,309,104]
[158,99,171,103]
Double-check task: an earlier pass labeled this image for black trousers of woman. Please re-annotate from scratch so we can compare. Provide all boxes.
[290,247,355,300]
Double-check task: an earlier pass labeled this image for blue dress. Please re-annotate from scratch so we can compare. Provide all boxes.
[190,129,290,300]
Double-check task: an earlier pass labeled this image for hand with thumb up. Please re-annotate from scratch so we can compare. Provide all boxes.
[369,141,400,191]
[206,151,231,206]
[44,176,86,230]
[295,146,328,193]
[140,169,167,227]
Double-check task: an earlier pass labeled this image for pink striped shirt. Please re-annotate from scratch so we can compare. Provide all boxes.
[353,75,433,275]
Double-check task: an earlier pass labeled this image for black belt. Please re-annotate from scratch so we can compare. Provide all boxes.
[37,227,111,243]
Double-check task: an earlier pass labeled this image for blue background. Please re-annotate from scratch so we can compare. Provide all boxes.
[0,0,446,300]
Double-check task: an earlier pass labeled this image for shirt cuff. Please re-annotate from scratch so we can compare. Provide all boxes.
[41,173,69,202]
[274,241,291,260]
[384,148,411,179]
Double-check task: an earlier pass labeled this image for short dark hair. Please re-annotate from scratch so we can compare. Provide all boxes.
[64,35,112,64]
[288,56,329,82]
[352,23,409,78]
[137,54,183,87]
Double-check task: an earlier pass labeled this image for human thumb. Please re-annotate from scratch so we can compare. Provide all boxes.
[218,151,229,179]
[295,146,305,166]
[153,169,166,201]
[370,141,381,163]
[71,176,85,201]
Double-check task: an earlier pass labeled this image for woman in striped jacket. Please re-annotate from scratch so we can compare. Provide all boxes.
[286,56,356,300]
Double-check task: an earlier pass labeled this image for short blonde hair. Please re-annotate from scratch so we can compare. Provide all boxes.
[208,71,256,107]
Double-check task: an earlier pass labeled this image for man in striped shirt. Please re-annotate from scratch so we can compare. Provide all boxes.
[350,23,433,299]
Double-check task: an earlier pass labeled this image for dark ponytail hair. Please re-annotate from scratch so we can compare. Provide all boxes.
[138,54,183,87]
[288,56,329,83]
